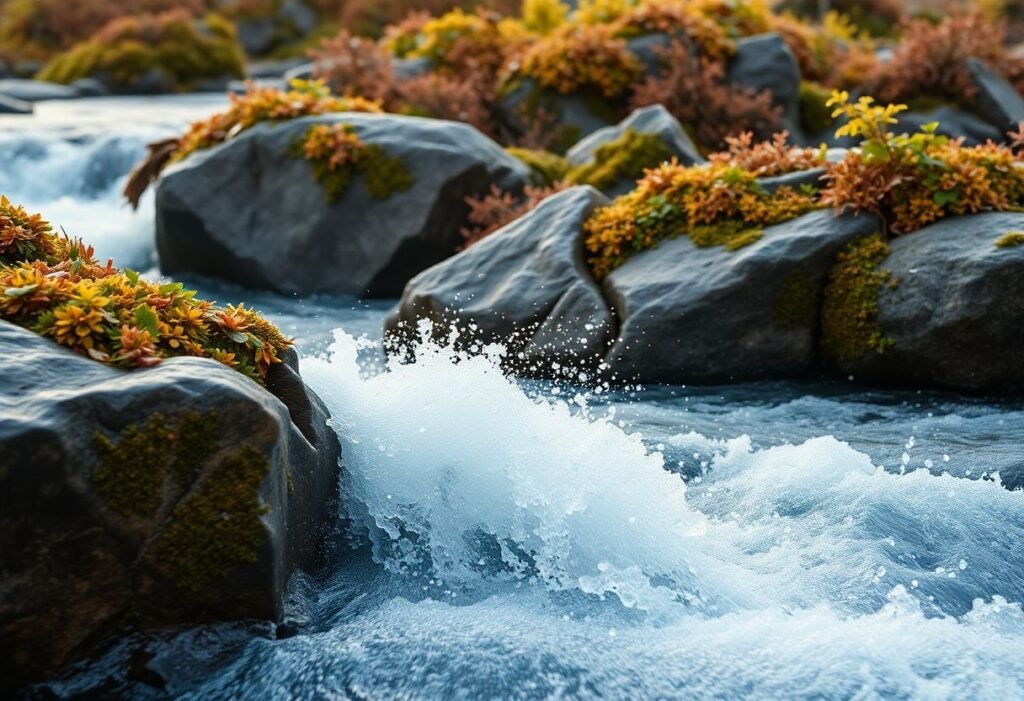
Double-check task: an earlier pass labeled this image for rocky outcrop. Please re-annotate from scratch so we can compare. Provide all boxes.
[155,113,529,297]
[385,187,614,373]
[826,212,1024,393]
[0,321,341,687]
[602,210,881,383]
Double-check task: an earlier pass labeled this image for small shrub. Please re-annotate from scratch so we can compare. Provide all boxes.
[821,92,1024,234]
[0,196,291,383]
[292,123,414,202]
[461,183,567,246]
[513,24,643,99]
[629,40,782,151]
[709,130,824,177]
[610,0,734,61]
[37,10,245,90]
[583,158,818,278]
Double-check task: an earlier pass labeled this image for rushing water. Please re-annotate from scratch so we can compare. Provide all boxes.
[6,98,1024,700]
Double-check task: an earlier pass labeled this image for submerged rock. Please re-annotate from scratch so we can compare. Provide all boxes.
[385,187,614,372]
[603,210,882,383]
[0,93,32,114]
[0,78,77,102]
[826,212,1024,393]
[155,113,528,297]
[0,321,341,687]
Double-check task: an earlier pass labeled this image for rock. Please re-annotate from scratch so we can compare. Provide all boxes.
[897,106,1003,146]
[248,57,308,80]
[0,78,77,102]
[759,167,827,194]
[602,210,882,384]
[830,212,1024,393]
[966,58,1024,133]
[498,77,618,153]
[70,77,109,97]
[236,18,278,56]
[0,321,341,687]
[283,62,315,82]
[567,104,703,167]
[393,57,432,81]
[385,186,614,372]
[726,34,803,141]
[0,93,32,114]
[237,0,317,57]
[156,113,529,297]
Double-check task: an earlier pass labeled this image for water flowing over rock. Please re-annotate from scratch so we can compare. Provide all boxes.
[0,321,341,686]
[385,186,614,372]
[830,212,1024,393]
[155,113,529,297]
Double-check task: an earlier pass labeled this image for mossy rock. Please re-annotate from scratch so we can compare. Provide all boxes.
[0,321,341,686]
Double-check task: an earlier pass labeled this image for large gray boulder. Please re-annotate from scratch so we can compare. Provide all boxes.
[966,58,1024,134]
[156,113,529,297]
[830,212,1024,393]
[602,210,882,384]
[385,187,614,373]
[0,322,341,687]
[726,34,803,142]
[566,105,703,196]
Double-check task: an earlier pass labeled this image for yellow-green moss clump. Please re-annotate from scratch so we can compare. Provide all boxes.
[293,123,414,203]
[506,147,571,186]
[0,195,292,384]
[37,10,245,91]
[773,271,820,330]
[92,409,272,591]
[821,233,897,363]
[995,231,1024,248]
[566,129,673,191]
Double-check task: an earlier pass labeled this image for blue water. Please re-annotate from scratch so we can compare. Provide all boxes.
[4,97,1024,700]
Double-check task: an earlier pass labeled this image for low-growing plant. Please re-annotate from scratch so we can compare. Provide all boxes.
[709,130,825,176]
[610,0,734,61]
[461,183,567,246]
[821,91,1024,234]
[0,196,291,383]
[124,80,381,207]
[995,230,1024,247]
[505,147,571,185]
[292,123,414,202]
[629,40,782,150]
[565,128,673,190]
[37,10,245,90]
[583,158,818,278]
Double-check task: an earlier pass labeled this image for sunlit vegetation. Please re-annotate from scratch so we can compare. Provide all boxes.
[0,195,292,384]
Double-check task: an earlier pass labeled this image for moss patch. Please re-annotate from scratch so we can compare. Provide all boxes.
[506,147,570,186]
[92,410,221,518]
[798,81,834,136]
[773,271,820,329]
[292,123,414,203]
[995,231,1024,248]
[821,234,897,363]
[566,128,672,191]
[153,446,270,592]
[688,221,764,250]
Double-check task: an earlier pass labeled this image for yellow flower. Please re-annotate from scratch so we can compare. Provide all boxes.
[53,305,106,349]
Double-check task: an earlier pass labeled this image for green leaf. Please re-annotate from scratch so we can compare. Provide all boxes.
[124,268,139,285]
[933,189,960,207]
[134,304,160,337]
[921,121,939,133]
[4,284,38,297]
[861,141,890,163]
[226,330,249,344]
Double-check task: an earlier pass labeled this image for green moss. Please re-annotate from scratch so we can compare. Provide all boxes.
[689,220,764,250]
[995,231,1024,248]
[567,128,672,191]
[506,147,571,186]
[361,144,415,199]
[773,271,820,329]
[293,124,414,203]
[798,81,835,136]
[92,410,221,518]
[153,446,270,592]
[821,234,897,363]
[37,13,245,91]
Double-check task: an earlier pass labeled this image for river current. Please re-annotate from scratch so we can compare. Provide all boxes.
[5,97,1024,700]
